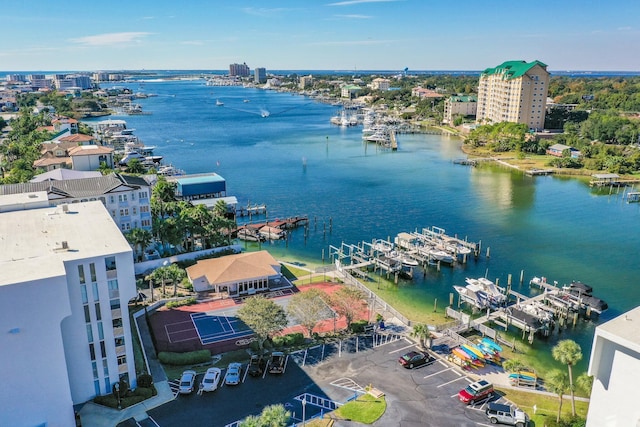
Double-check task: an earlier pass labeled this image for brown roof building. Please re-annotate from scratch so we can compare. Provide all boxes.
[186,250,285,297]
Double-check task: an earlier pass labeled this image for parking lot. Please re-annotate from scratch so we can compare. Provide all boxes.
[137,332,514,427]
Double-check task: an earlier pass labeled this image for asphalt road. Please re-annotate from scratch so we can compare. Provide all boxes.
[138,335,506,427]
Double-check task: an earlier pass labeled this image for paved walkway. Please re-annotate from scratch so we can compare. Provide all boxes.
[78,309,174,427]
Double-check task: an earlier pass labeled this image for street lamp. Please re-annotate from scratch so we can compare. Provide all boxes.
[301,399,306,426]
[114,382,121,409]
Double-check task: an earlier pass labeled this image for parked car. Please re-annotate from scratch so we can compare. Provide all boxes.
[200,367,221,392]
[485,402,529,426]
[248,355,266,377]
[458,379,494,404]
[178,370,197,394]
[225,362,243,385]
[268,352,286,374]
[398,350,434,369]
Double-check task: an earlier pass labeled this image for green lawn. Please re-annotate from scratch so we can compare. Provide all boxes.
[499,387,588,426]
[333,393,386,424]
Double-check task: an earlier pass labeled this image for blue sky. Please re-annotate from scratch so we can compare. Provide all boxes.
[2,0,639,72]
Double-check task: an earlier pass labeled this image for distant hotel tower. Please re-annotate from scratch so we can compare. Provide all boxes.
[229,62,250,77]
[476,60,550,131]
[254,67,267,84]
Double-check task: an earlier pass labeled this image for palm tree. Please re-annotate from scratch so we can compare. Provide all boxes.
[552,339,583,416]
[546,369,570,422]
[410,323,433,349]
[125,228,153,262]
[576,373,594,396]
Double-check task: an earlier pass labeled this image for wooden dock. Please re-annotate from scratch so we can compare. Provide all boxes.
[525,168,554,176]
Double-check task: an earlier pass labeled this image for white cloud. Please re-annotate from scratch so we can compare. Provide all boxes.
[617,26,632,31]
[181,40,205,45]
[327,0,401,6]
[334,14,373,19]
[70,32,151,46]
[140,16,155,20]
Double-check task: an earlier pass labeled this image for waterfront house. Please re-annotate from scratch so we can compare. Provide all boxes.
[166,172,238,212]
[68,145,114,170]
[186,250,286,297]
[341,84,362,99]
[412,87,444,99]
[371,78,391,91]
[546,143,581,158]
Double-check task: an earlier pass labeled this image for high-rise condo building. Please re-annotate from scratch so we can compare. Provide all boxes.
[0,195,137,427]
[476,60,549,131]
[254,67,267,84]
[229,62,250,77]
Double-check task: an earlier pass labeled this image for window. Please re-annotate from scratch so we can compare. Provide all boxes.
[108,280,119,299]
[100,341,106,358]
[94,380,100,396]
[109,196,115,204]
[117,355,127,365]
[115,337,125,347]
[139,191,148,199]
[141,219,151,227]
[84,305,91,323]
[98,321,104,340]
[90,263,97,282]
[105,256,116,271]
[140,205,149,213]
[110,299,121,310]
[103,358,109,376]
[89,343,96,361]
[95,302,102,320]
[118,194,127,202]
[111,210,116,217]
[131,193,135,200]
[105,377,111,395]
[132,207,137,215]
[78,265,86,284]
[81,284,88,304]
[86,324,94,343]
[92,282,99,302]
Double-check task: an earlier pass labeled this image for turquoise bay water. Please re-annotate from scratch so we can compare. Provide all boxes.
[91,79,640,369]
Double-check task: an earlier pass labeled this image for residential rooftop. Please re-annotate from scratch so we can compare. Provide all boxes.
[0,199,132,287]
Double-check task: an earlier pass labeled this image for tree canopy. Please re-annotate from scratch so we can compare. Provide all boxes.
[287,288,331,337]
[237,296,288,353]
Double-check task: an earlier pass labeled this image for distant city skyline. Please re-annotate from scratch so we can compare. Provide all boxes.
[2,0,639,72]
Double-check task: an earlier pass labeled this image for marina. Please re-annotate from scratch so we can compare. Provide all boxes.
[87,78,640,371]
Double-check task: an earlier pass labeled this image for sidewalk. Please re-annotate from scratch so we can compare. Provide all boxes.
[79,309,174,426]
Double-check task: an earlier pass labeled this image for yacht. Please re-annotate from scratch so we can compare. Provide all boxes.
[454,284,489,309]
[465,277,506,307]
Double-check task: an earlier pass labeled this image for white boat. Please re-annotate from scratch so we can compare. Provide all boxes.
[237,227,265,242]
[465,277,506,307]
[157,164,186,177]
[258,225,286,240]
[454,284,489,309]
[371,239,394,254]
[216,99,224,106]
[427,248,454,264]
[390,251,419,268]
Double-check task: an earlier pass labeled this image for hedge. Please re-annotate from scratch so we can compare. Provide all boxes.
[350,320,369,333]
[93,385,156,409]
[165,297,197,309]
[272,332,305,348]
[158,349,211,365]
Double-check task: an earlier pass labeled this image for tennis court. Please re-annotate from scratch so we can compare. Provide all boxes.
[190,311,254,345]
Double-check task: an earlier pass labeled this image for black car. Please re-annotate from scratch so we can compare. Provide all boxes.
[398,350,434,369]
[248,355,266,377]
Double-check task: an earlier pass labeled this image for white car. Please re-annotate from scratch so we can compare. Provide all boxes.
[178,370,197,394]
[200,367,221,392]
[225,362,242,386]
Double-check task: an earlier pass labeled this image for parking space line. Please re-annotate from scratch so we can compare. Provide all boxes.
[423,366,455,379]
[437,376,468,388]
[389,343,416,354]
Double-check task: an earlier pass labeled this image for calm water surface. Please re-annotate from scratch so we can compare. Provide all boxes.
[91,79,640,369]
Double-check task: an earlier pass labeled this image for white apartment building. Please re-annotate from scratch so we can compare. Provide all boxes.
[0,195,137,427]
[476,60,550,131]
[0,173,153,232]
[586,306,640,426]
[443,95,478,124]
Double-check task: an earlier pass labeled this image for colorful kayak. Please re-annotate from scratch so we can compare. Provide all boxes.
[458,345,480,360]
[482,337,503,352]
[461,344,485,360]
[475,342,496,356]
[509,371,537,381]
[452,347,472,361]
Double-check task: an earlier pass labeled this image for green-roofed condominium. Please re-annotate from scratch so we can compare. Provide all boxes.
[476,60,549,130]
[443,95,478,124]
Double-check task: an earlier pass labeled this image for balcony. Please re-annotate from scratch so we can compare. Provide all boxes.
[115,345,126,357]
[118,363,128,374]
[107,270,118,280]
[113,327,124,337]
[111,308,122,319]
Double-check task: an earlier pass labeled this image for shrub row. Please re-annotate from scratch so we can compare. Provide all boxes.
[165,297,197,309]
[272,332,305,348]
[93,385,157,409]
[158,349,211,365]
[349,320,369,334]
